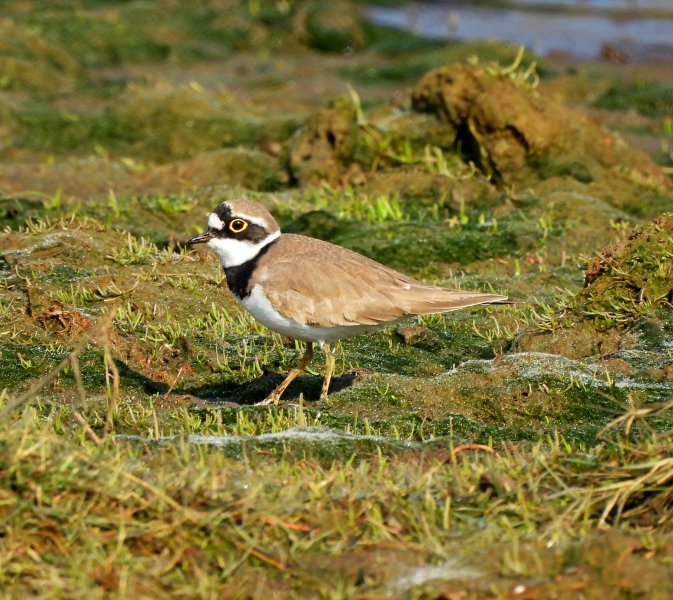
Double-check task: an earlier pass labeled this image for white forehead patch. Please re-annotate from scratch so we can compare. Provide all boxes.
[208,212,225,230]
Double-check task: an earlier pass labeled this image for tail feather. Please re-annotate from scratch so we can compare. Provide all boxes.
[402,291,509,316]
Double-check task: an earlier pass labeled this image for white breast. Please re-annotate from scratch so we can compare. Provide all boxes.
[240,284,385,345]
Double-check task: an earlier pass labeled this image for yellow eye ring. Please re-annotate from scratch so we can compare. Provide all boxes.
[229,218,248,233]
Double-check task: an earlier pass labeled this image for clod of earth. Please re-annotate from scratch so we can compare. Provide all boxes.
[516,213,673,358]
[411,64,666,188]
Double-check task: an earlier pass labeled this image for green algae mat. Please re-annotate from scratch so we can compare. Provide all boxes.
[2,1,673,597]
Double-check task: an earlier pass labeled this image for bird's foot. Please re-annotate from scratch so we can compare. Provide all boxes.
[254,394,280,406]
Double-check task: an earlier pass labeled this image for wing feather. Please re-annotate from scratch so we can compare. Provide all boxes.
[261,235,506,327]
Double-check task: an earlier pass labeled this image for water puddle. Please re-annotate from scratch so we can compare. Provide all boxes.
[366,1,673,61]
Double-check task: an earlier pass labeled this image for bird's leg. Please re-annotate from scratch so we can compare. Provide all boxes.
[321,343,336,400]
[257,342,314,405]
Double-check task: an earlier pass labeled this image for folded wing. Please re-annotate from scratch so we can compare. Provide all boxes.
[261,235,507,327]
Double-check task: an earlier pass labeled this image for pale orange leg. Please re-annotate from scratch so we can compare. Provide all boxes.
[257,343,314,405]
[320,343,336,400]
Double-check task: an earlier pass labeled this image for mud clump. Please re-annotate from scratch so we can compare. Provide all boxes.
[411,64,663,188]
[289,63,667,212]
[289,100,364,187]
[513,323,632,360]
[411,64,557,185]
[577,214,673,328]
[288,101,466,190]
[516,214,673,358]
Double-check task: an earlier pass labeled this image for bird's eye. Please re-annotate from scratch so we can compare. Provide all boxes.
[229,218,248,233]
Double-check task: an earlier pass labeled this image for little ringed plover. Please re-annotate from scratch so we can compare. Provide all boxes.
[188,199,507,404]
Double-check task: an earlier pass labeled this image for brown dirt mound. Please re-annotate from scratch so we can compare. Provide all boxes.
[288,63,668,205]
[411,64,664,187]
[515,214,673,358]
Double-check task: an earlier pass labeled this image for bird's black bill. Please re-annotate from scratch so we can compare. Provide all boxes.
[187,230,214,245]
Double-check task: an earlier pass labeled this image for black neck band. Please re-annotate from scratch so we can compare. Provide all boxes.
[223,238,278,299]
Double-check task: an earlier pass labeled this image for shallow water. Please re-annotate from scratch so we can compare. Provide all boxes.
[366,0,673,61]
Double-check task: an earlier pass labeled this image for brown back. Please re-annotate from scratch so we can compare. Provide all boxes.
[257,234,506,327]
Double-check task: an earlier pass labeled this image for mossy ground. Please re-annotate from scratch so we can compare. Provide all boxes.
[2,1,673,597]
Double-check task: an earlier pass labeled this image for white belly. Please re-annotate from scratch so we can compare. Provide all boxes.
[240,284,384,345]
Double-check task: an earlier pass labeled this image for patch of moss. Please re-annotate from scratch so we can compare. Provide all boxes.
[23,10,171,67]
[0,344,110,393]
[533,157,594,183]
[633,308,673,356]
[362,23,450,57]
[341,326,499,379]
[7,90,299,161]
[0,344,63,387]
[43,264,97,285]
[0,196,45,229]
[13,102,125,153]
[282,209,348,240]
[112,86,299,161]
[593,80,673,117]
[430,413,539,443]
[342,61,437,85]
[335,221,519,272]
[0,20,81,92]
[319,344,671,445]
[298,1,365,53]
[577,214,673,329]
[516,214,673,360]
